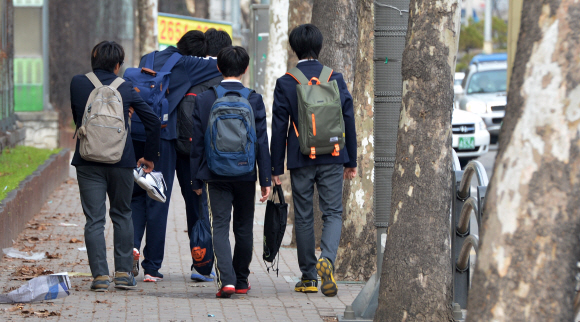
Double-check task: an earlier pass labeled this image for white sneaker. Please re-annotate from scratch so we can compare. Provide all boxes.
[136,171,167,203]
[133,166,145,182]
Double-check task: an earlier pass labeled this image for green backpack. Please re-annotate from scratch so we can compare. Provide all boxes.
[286,66,345,159]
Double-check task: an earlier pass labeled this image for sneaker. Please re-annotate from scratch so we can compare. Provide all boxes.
[132,248,140,277]
[133,166,145,182]
[317,257,338,297]
[90,275,110,292]
[235,282,251,294]
[143,271,163,282]
[113,272,137,290]
[136,170,167,203]
[216,285,235,298]
[294,279,318,293]
[190,267,215,282]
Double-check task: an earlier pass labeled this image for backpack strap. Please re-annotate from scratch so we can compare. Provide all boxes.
[319,66,334,84]
[144,52,157,69]
[108,77,125,90]
[160,52,183,73]
[213,85,254,99]
[286,67,309,85]
[85,72,103,88]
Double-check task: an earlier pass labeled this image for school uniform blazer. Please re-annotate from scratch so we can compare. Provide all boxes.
[189,81,272,190]
[270,60,357,176]
[136,46,222,141]
[70,69,160,168]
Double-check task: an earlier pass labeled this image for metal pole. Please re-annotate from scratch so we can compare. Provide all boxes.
[42,0,52,110]
[231,0,240,38]
[483,0,493,53]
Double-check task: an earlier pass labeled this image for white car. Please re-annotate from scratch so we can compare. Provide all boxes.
[452,109,490,163]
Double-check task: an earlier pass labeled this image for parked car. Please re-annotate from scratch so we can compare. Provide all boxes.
[454,72,465,97]
[456,61,507,142]
[452,109,490,165]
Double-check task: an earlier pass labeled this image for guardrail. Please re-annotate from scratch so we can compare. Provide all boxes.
[451,150,488,318]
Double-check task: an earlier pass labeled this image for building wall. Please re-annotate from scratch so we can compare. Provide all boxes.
[0,0,15,132]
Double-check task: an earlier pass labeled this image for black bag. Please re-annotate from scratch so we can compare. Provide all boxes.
[175,76,223,156]
[189,197,214,276]
[263,184,288,275]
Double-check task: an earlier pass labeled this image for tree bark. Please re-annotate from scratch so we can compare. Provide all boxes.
[466,1,580,321]
[333,0,375,281]
[263,0,289,140]
[375,0,460,319]
[137,0,158,57]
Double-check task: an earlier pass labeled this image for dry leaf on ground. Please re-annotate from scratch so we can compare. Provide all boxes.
[45,253,62,259]
[69,238,83,244]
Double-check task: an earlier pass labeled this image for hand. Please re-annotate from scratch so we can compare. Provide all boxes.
[194,189,202,196]
[272,175,282,185]
[128,107,134,118]
[137,158,154,173]
[344,167,357,180]
[260,186,271,203]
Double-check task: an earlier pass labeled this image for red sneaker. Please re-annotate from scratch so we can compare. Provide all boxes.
[235,282,251,294]
[216,285,235,298]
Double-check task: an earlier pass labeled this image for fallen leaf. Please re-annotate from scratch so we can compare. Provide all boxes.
[69,238,83,244]
[7,304,23,312]
[45,252,62,259]
[95,300,109,304]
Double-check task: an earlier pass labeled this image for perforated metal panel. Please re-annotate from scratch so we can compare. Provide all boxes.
[373,0,410,227]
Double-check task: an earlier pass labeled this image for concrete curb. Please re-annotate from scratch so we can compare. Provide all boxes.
[0,148,70,249]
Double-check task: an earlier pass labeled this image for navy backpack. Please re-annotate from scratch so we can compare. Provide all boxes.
[204,86,257,176]
[123,51,182,141]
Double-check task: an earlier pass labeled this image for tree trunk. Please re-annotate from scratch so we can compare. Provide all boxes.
[375,0,460,319]
[263,0,289,141]
[333,0,375,281]
[137,0,158,57]
[466,1,580,321]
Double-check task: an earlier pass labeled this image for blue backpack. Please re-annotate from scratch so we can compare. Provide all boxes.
[205,86,257,176]
[123,51,182,141]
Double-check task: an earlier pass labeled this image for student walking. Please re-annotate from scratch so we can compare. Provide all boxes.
[270,24,357,297]
[70,41,160,291]
[174,29,232,282]
[127,30,222,283]
[190,46,271,298]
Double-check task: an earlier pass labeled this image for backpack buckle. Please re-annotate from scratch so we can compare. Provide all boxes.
[331,144,340,157]
[310,147,316,159]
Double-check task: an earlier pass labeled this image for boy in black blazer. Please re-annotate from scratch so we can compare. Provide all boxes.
[270,24,357,297]
[190,46,271,298]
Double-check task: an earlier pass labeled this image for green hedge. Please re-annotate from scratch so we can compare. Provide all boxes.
[0,146,61,201]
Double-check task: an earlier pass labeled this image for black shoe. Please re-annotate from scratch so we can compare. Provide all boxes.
[132,248,140,277]
[317,257,338,297]
[294,279,318,293]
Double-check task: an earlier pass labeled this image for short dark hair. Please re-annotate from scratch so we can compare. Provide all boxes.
[205,28,232,57]
[289,24,323,60]
[91,41,125,73]
[177,30,207,57]
[217,46,249,77]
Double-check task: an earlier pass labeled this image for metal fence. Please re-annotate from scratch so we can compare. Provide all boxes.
[0,0,15,132]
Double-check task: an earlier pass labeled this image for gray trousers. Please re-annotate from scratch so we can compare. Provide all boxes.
[290,164,344,280]
[76,166,134,277]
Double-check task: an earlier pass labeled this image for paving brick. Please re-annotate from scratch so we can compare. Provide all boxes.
[0,171,364,321]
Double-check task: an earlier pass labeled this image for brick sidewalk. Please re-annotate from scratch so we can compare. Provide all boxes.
[0,169,362,321]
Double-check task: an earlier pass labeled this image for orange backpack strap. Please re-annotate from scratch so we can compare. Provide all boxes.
[331,144,340,156]
[319,66,333,83]
[292,122,299,137]
[286,67,309,85]
[310,147,316,159]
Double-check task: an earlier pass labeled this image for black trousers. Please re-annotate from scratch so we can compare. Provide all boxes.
[207,181,256,289]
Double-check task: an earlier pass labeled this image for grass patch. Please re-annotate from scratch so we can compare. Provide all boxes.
[0,146,61,201]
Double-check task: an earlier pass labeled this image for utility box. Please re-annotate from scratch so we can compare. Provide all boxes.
[249,4,269,95]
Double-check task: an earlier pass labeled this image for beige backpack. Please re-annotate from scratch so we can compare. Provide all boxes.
[77,72,127,164]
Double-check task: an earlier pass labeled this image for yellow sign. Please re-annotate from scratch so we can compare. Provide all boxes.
[157,13,233,47]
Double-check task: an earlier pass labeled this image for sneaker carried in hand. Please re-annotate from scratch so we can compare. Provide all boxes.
[143,270,163,282]
[235,282,251,294]
[90,275,110,292]
[216,285,235,298]
[294,279,318,293]
[134,166,167,203]
[132,248,140,277]
[317,257,338,297]
[190,267,215,282]
[114,272,137,290]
